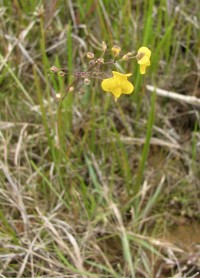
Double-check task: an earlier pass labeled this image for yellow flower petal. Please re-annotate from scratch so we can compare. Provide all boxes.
[137,56,150,65]
[140,64,147,74]
[121,81,134,94]
[112,87,122,98]
[112,71,132,81]
[101,78,117,92]
[138,47,151,58]
[112,72,134,93]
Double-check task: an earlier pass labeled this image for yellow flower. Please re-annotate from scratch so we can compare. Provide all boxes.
[101,71,134,100]
[137,47,151,74]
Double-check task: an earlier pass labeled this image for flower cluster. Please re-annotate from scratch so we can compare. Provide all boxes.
[50,43,151,102]
[101,46,151,101]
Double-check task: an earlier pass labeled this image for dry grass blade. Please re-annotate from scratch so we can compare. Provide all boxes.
[110,202,135,277]
[0,162,29,234]
[16,236,38,278]
[14,123,28,166]
[68,0,78,33]
[0,21,36,72]
[117,135,182,149]
[147,85,200,108]
[36,207,86,277]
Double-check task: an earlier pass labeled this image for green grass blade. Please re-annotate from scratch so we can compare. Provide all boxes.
[134,90,156,196]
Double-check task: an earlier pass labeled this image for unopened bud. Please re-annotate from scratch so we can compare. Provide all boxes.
[122,54,129,61]
[97,57,104,64]
[87,52,94,59]
[34,5,44,17]
[84,78,91,85]
[50,66,59,73]
[69,86,74,92]
[111,45,121,57]
[127,52,133,56]
[56,93,61,98]
[122,52,133,61]
[102,41,107,51]
[58,71,65,77]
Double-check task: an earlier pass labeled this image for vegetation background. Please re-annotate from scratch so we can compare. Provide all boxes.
[0,0,200,277]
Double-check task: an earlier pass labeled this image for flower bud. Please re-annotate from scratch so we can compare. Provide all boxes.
[56,93,61,98]
[58,71,65,76]
[122,54,129,61]
[69,86,74,92]
[97,57,104,64]
[102,41,107,51]
[84,78,91,85]
[50,66,59,73]
[87,52,94,59]
[127,52,133,56]
[122,52,133,61]
[111,45,121,57]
